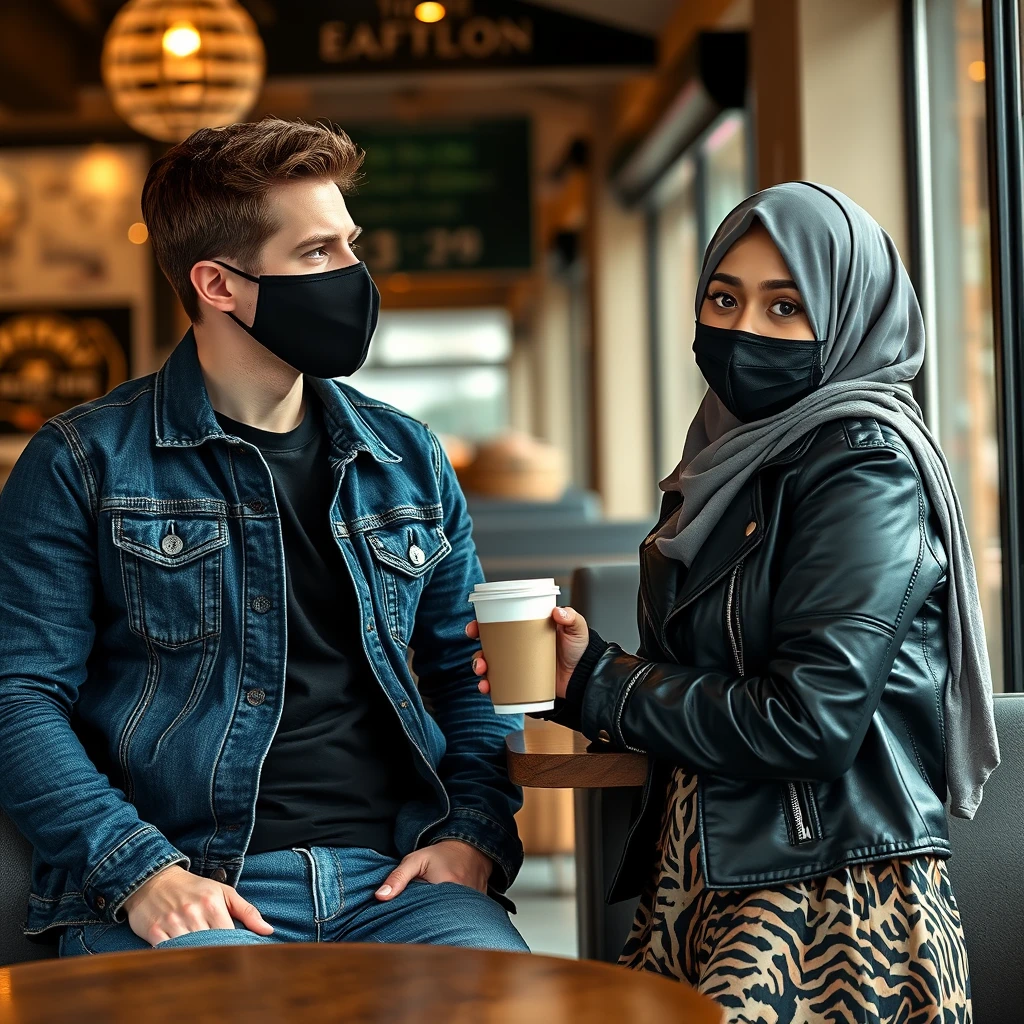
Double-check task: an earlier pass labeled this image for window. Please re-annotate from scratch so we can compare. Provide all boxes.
[350,308,511,442]
[648,111,752,481]
[700,112,751,249]
[920,0,1003,685]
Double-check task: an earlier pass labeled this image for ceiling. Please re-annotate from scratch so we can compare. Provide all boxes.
[1,0,676,120]
[529,0,679,34]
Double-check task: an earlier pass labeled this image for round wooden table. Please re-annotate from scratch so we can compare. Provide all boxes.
[0,943,722,1023]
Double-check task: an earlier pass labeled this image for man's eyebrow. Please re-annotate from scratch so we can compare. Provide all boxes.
[709,272,742,286]
[760,278,798,291]
[292,232,340,253]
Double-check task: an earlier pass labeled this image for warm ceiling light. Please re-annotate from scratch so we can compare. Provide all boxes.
[162,20,202,57]
[968,60,986,82]
[128,222,149,244]
[102,0,265,143]
[414,2,446,23]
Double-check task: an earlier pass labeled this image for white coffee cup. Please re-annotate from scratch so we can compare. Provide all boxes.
[469,579,561,714]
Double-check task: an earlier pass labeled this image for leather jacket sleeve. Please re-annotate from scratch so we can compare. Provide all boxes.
[565,440,942,782]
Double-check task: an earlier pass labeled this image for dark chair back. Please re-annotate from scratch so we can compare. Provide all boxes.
[570,563,642,654]
[947,693,1024,1023]
[570,563,643,963]
[0,810,55,964]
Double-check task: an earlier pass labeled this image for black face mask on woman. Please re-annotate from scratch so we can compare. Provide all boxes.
[214,260,380,378]
[692,321,825,423]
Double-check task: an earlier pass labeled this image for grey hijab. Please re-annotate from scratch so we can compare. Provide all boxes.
[658,181,998,819]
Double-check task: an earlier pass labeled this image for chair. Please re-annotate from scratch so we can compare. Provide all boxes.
[947,693,1024,1023]
[570,563,643,963]
[474,521,651,604]
[0,810,55,965]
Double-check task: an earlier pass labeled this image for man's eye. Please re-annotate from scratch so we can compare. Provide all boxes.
[305,247,329,260]
[710,292,737,309]
[770,299,803,317]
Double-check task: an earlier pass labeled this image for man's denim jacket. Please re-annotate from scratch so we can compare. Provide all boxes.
[0,332,523,937]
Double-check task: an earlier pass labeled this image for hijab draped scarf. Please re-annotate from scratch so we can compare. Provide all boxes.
[657,182,998,818]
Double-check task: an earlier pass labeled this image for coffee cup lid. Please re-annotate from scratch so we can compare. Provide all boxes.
[468,578,560,602]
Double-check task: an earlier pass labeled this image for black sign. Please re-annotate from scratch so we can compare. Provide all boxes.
[0,308,131,433]
[265,0,656,76]
[346,120,532,274]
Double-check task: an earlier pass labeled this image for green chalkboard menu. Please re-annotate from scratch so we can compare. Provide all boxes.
[346,120,532,274]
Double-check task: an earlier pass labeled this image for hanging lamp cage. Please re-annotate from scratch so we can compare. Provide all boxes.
[102,0,265,143]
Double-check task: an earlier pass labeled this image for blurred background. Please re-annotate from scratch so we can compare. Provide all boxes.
[0,0,1015,956]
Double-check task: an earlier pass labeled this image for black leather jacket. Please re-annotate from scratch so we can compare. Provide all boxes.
[556,418,952,901]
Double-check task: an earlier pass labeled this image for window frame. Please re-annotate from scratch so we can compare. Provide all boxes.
[907,0,1024,692]
[981,0,1024,692]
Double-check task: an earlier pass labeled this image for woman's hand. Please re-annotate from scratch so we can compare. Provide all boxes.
[467,607,590,700]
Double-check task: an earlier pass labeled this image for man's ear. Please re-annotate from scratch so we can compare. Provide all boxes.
[191,261,244,317]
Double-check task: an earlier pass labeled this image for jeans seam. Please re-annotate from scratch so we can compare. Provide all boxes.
[294,848,336,933]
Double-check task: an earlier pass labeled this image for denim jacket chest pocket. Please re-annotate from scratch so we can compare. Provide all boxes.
[112,513,229,648]
[365,519,451,646]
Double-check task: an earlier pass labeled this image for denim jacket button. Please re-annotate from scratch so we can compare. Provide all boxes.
[94,895,106,909]
[247,500,265,513]
[408,544,426,567]
[250,595,272,614]
[210,867,228,882]
[245,688,266,707]
[160,534,184,556]
[597,729,612,744]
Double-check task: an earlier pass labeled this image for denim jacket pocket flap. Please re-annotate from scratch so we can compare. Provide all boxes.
[113,513,229,567]
[366,521,451,579]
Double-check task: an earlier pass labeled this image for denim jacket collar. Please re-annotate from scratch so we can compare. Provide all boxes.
[153,330,401,465]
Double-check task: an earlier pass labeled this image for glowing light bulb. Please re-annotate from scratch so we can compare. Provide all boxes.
[414,3,446,23]
[968,60,985,82]
[162,21,202,58]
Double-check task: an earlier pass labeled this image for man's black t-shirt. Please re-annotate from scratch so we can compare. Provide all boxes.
[216,393,412,855]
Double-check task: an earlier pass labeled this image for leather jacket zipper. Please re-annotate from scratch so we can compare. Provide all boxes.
[725,563,744,676]
[725,563,817,847]
[786,782,813,844]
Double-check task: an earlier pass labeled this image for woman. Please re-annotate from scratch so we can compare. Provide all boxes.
[471,183,998,1022]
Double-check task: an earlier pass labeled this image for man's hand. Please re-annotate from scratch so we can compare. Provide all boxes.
[375,840,492,901]
[122,864,274,946]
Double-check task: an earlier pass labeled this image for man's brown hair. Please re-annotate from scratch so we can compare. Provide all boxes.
[142,117,364,322]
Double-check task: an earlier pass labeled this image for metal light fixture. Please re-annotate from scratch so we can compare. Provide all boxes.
[102,0,265,144]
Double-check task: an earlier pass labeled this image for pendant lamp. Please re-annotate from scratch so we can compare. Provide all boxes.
[102,0,265,143]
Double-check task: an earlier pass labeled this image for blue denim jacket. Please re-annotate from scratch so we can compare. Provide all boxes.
[0,332,523,937]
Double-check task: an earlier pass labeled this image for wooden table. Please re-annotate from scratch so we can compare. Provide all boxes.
[506,721,649,964]
[0,943,722,1023]
[506,720,647,789]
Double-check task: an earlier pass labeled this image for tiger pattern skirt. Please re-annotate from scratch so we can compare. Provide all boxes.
[620,770,971,1023]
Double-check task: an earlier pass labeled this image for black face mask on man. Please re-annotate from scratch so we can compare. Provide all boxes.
[214,260,380,379]
[692,321,825,423]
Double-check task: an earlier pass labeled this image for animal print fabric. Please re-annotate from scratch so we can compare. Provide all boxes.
[620,770,971,1023]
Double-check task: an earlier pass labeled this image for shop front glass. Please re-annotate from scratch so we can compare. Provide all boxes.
[925,0,1002,686]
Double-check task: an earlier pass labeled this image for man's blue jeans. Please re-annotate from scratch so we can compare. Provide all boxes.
[59,847,529,956]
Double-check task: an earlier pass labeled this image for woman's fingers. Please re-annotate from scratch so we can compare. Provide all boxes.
[477,679,491,695]
[465,620,480,640]
[471,652,487,676]
[553,606,588,637]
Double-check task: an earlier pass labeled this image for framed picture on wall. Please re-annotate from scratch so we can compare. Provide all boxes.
[0,142,153,481]
[0,307,132,434]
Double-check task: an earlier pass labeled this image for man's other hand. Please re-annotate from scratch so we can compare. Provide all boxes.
[122,864,275,946]
[374,840,492,901]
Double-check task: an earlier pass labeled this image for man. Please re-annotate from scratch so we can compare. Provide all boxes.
[0,118,527,954]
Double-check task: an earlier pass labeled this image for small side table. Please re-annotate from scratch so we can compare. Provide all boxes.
[507,720,647,963]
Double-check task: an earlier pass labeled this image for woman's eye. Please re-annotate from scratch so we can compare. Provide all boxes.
[770,299,802,317]
[710,292,737,309]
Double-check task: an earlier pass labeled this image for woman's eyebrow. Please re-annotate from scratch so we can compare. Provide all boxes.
[760,278,798,291]
[709,272,742,286]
